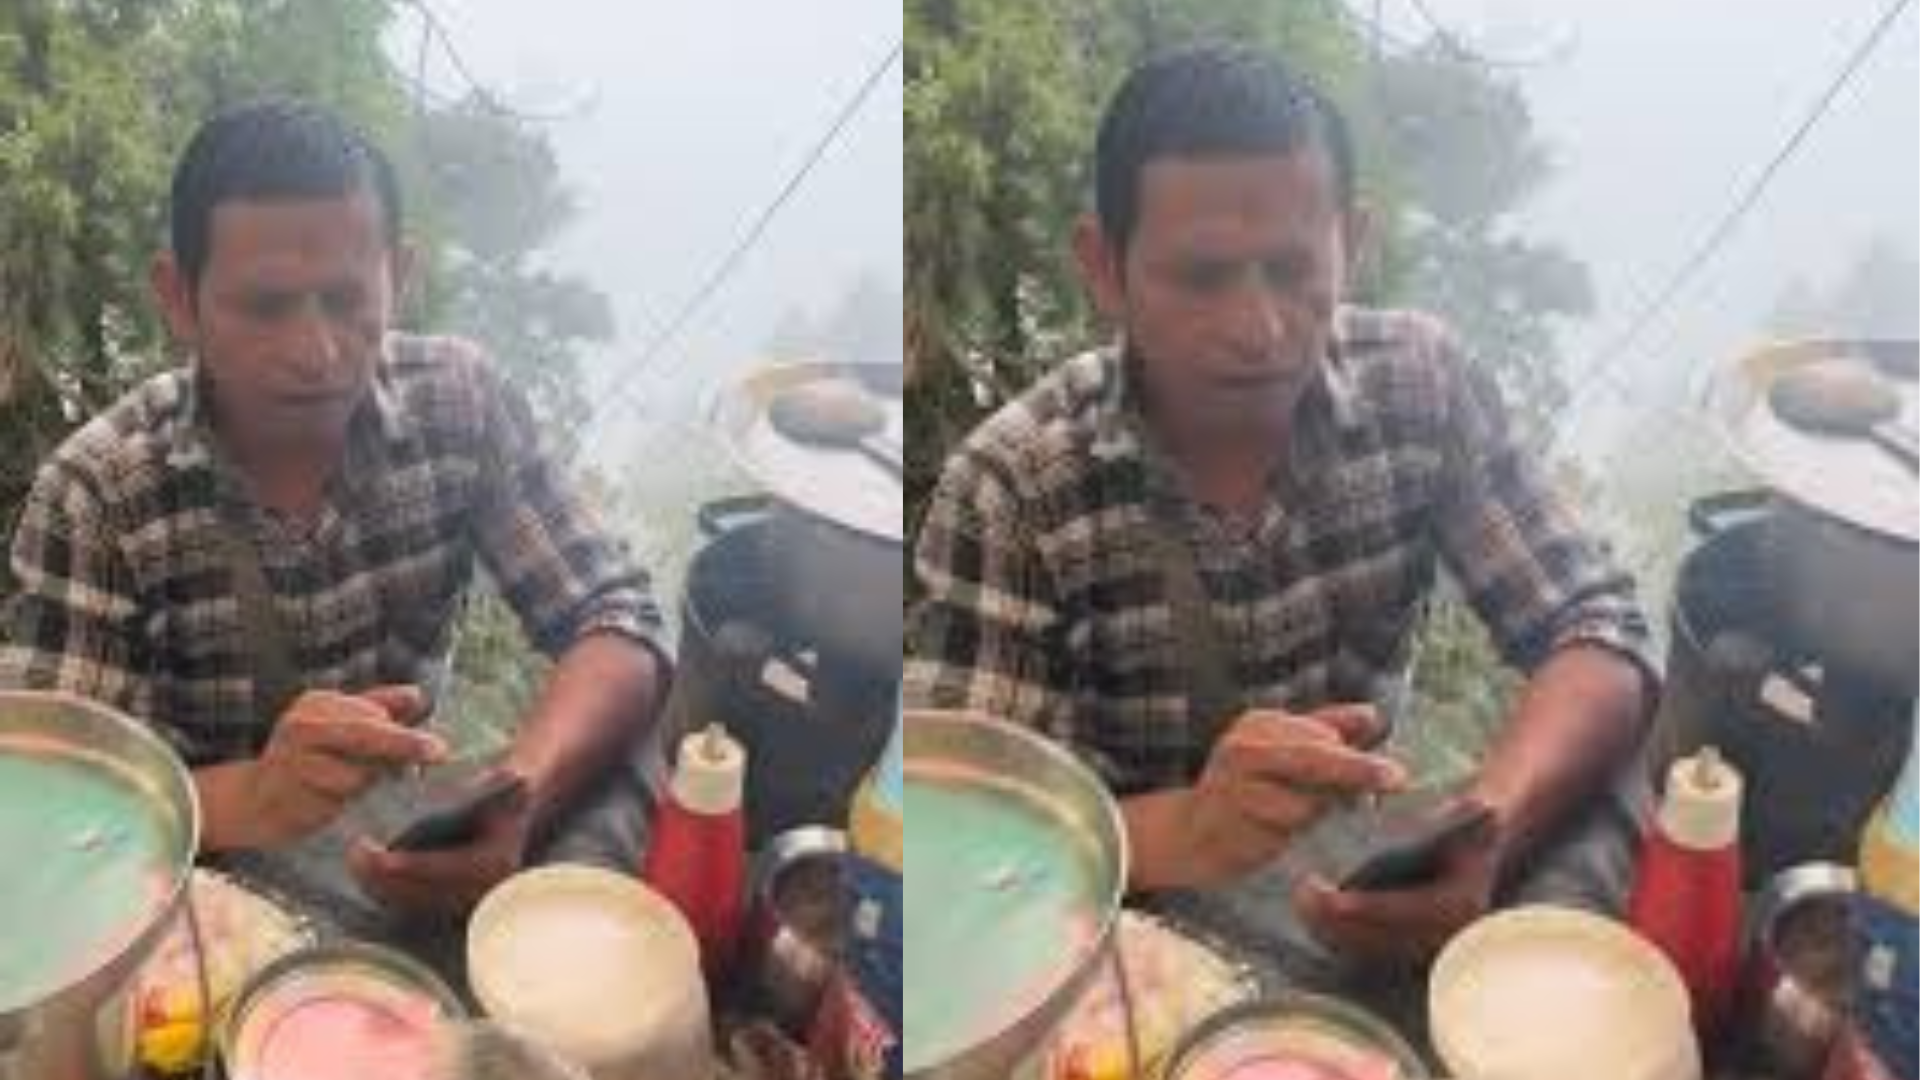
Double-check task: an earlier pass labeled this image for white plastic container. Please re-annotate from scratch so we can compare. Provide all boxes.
[468,865,713,1080]
[1430,905,1702,1080]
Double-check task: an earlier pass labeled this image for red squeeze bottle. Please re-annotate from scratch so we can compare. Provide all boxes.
[643,723,749,983]
[1629,745,1745,1047]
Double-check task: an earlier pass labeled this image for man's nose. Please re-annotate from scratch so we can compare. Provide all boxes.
[287,300,344,380]
[1225,273,1288,358]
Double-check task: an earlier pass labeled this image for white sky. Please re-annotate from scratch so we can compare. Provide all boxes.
[395,0,1915,469]
[1382,0,1919,453]
[389,0,904,464]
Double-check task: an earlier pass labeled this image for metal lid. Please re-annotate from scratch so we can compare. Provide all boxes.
[711,360,903,542]
[1708,338,1919,544]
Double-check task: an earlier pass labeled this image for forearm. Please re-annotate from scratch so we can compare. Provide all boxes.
[503,632,666,832]
[1469,643,1651,867]
[194,761,264,853]
[1122,789,1206,892]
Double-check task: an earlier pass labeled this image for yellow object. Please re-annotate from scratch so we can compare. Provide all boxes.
[138,1018,207,1076]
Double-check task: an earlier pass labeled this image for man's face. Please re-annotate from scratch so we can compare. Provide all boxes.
[154,191,402,447]
[1079,149,1353,436]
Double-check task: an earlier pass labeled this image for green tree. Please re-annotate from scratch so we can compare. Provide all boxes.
[1,1,620,752]
[906,0,1600,775]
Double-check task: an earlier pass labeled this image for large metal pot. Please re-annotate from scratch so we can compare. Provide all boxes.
[1653,509,1910,883]
[905,710,1128,1080]
[709,360,903,682]
[1705,338,1918,696]
[0,691,200,1080]
[1690,491,1918,697]
[697,494,901,683]
[664,505,896,844]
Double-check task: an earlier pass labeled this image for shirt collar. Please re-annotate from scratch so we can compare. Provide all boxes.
[1087,313,1368,468]
[163,337,410,473]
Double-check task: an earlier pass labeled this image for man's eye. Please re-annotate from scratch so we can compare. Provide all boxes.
[1177,262,1239,293]
[321,288,367,318]
[1260,255,1313,292]
[242,294,300,320]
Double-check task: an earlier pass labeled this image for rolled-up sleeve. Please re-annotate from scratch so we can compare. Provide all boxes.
[1429,338,1659,691]
[467,361,669,668]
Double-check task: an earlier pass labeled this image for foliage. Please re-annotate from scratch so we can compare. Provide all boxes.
[905,0,1601,770]
[0,0,617,752]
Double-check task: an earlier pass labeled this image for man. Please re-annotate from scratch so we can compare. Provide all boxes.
[1,100,668,922]
[907,45,1657,974]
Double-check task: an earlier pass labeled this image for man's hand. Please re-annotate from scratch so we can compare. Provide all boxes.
[347,771,534,917]
[1127,704,1408,890]
[206,686,444,850]
[1293,797,1505,966]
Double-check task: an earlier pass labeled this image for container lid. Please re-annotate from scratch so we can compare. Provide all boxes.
[710,360,903,541]
[220,941,466,1080]
[1163,992,1429,1079]
[467,865,711,1072]
[1430,905,1702,1080]
[1708,338,1919,544]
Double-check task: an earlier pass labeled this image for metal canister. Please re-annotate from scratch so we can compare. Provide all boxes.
[219,942,466,1080]
[1163,994,1429,1080]
[813,713,902,1078]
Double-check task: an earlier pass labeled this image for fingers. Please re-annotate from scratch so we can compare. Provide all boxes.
[359,684,431,727]
[347,802,524,916]
[1307,702,1388,749]
[349,840,454,912]
[1294,861,1490,964]
[292,750,382,801]
[1220,714,1407,796]
[284,692,447,766]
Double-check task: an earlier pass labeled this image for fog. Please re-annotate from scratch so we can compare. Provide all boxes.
[387,0,904,468]
[1397,0,1919,452]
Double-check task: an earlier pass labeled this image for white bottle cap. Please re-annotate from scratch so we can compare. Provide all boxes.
[1659,746,1743,851]
[671,724,745,815]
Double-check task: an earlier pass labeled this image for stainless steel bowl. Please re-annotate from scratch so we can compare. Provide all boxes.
[0,690,200,1080]
[744,825,849,1034]
[904,709,1128,1080]
[1739,863,1859,1079]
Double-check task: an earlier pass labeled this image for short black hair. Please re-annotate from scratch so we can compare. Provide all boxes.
[1094,43,1355,252]
[169,98,402,287]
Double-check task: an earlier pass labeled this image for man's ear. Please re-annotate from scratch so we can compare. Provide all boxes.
[151,252,199,348]
[1342,203,1376,293]
[390,240,418,313]
[1072,212,1127,324]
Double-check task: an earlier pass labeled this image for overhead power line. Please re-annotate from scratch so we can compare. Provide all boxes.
[1555,0,1914,447]
[583,41,903,439]
[394,0,598,124]
[1398,0,1578,70]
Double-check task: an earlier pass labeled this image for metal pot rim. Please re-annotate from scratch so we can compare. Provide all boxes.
[709,360,904,542]
[0,689,201,1019]
[902,709,1129,1077]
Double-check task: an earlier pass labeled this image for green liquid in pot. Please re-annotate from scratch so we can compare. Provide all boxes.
[0,751,177,1011]
[904,774,1107,1071]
